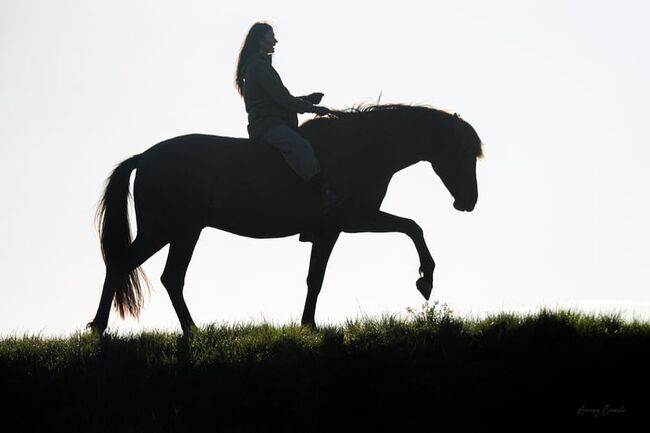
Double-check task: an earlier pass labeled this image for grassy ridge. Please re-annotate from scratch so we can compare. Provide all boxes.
[1,303,648,432]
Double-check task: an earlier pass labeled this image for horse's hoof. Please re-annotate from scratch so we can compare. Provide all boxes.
[86,321,105,336]
[416,277,432,300]
[181,323,199,339]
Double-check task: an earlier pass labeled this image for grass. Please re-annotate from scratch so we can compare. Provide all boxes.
[1,302,648,432]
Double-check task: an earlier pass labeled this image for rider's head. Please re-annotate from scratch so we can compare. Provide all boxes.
[259,27,277,55]
[235,22,275,97]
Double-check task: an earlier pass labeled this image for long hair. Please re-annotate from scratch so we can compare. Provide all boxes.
[235,22,273,98]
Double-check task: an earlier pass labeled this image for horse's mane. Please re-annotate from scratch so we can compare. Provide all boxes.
[300,102,483,158]
[301,102,439,126]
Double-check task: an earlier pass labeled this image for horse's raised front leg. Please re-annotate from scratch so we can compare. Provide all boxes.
[341,210,435,300]
[301,229,340,328]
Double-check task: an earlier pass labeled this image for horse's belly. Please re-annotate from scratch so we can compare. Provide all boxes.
[206,212,301,239]
[205,188,338,239]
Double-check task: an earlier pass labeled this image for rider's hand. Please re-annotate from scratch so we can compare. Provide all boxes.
[312,105,330,116]
[305,92,324,104]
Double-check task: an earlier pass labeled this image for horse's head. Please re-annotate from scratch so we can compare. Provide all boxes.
[428,113,482,212]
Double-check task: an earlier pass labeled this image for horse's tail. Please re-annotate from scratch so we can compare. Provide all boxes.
[94,154,150,319]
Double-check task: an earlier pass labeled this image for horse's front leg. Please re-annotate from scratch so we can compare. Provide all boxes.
[341,210,435,300]
[301,229,341,328]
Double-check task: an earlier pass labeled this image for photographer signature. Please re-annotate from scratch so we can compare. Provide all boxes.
[577,404,626,417]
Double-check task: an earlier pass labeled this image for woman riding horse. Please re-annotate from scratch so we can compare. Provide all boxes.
[86,24,483,335]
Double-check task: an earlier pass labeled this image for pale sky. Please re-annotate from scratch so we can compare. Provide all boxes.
[1,0,649,336]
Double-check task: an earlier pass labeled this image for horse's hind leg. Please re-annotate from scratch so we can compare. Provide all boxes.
[160,228,202,336]
[88,234,166,334]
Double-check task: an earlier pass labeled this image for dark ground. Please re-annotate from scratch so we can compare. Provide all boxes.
[1,310,647,432]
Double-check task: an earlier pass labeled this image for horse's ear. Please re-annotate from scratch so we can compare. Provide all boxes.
[454,113,461,119]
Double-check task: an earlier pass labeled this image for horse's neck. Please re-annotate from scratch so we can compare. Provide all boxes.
[361,122,426,177]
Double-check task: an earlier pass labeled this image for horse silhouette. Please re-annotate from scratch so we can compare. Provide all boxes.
[87,104,483,335]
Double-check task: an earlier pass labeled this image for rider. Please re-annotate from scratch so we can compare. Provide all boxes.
[235,22,343,209]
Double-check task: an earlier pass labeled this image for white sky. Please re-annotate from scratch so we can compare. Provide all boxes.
[1,0,649,336]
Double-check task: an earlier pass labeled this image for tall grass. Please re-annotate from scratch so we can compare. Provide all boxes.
[1,303,648,432]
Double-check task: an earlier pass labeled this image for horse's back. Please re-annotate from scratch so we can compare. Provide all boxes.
[141,133,256,165]
[137,133,285,183]
[133,133,321,236]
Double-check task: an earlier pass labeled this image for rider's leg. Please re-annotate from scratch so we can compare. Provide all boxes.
[264,125,343,208]
[264,124,320,181]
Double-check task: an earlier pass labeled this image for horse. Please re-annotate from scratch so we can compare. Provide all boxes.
[87,103,483,336]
